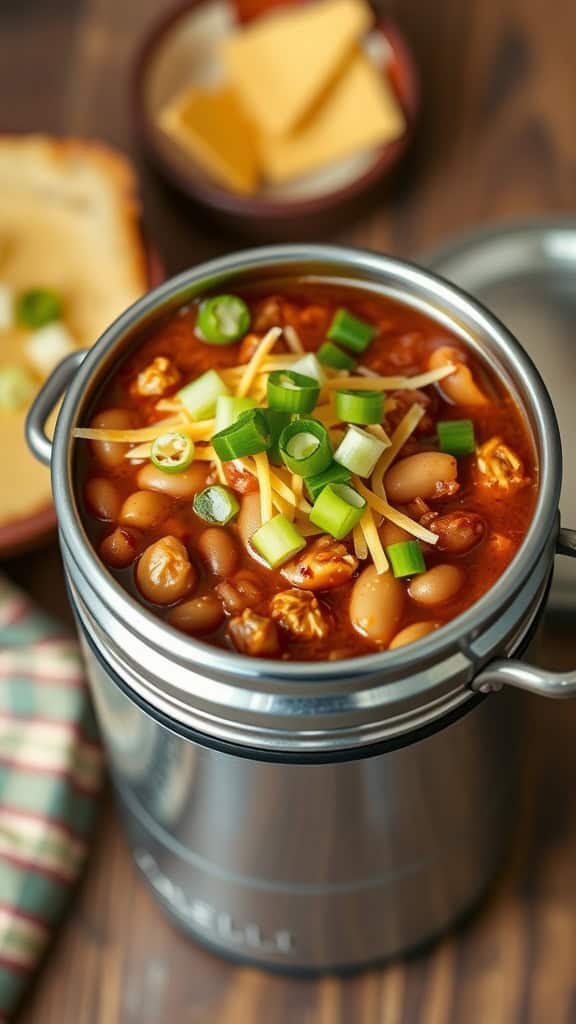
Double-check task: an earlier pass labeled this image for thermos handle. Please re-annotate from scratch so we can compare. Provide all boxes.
[473,528,576,699]
[26,350,87,467]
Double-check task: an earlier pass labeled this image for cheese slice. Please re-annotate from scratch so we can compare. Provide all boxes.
[221,0,372,137]
[159,85,259,195]
[260,50,405,184]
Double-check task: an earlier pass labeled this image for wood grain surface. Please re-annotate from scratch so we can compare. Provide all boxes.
[2,0,576,1020]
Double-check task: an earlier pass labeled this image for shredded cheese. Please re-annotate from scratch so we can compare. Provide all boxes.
[353,523,368,560]
[292,474,304,508]
[283,325,304,353]
[254,451,273,523]
[360,507,389,574]
[238,458,298,514]
[371,404,425,494]
[73,416,194,444]
[237,327,282,396]
[353,477,439,545]
[367,423,391,445]
[212,452,227,485]
[272,491,295,518]
[325,365,456,392]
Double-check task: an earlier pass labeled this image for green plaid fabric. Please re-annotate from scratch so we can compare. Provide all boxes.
[0,575,103,1020]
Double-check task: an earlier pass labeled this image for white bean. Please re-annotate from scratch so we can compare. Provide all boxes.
[168,594,224,634]
[349,566,405,646]
[85,477,121,521]
[137,462,210,500]
[429,346,488,406]
[90,409,137,469]
[119,490,172,529]
[197,528,239,577]
[136,536,196,605]
[237,493,262,551]
[385,452,458,504]
[408,564,463,606]
[389,621,439,650]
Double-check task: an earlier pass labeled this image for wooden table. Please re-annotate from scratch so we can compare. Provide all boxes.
[3,0,576,1019]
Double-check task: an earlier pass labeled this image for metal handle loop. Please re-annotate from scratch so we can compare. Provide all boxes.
[25,351,87,467]
[473,530,576,699]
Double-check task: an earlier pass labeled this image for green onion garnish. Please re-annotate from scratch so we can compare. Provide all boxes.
[327,308,376,353]
[334,426,387,478]
[262,408,291,465]
[196,294,250,345]
[317,342,357,372]
[251,514,306,568]
[212,409,271,461]
[386,541,426,578]
[291,353,327,385]
[193,485,239,525]
[150,432,195,474]
[310,483,367,540]
[215,395,257,432]
[335,389,385,425]
[278,419,332,477]
[177,369,229,421]
[305,461,352,502]
[16,287,62,328]
[437,419,476,456]
[267,370,320,414]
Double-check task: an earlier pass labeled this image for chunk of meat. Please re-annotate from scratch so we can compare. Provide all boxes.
[281,536,358,591]
[238,333,263,363]
[475,437,529,491]
[387,388,436,435]
[133,356,181,397]
[223,460,259,495]
[216,571,263,614]
[270,589,328,640]
[420,511,486,554]
[252,297,285,333]
[228,609,280,657]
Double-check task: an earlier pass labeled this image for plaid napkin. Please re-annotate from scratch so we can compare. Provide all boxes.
[0,575,103,1020]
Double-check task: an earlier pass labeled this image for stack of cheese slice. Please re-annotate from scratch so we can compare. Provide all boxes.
[159,0,405,194]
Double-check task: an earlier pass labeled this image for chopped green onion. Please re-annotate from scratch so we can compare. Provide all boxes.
[386,541,426,578]
[310,483,366,540]
[177,369,229,421]
[317,341,356,372]
[291,353,327,385]
[196,294,250,345]
[16,287,62,328]
[262,408,291,465]
[251,514,306,568]
[335,388,385,425]
[279,419,332,477]
[437,419,476,456]
[0,364,36,412]
[305,461,352,502]
[334,426,387,478]
[212,409,271,461]
[151,432,195,474]
[215,395,257,432]
[327,308,376,353]
[267,370,320,414]
[193,485,239,525]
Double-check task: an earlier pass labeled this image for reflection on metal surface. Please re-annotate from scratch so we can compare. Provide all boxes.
[428,221,576,611]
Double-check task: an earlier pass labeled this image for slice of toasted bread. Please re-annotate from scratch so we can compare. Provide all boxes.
[0,136,149,536]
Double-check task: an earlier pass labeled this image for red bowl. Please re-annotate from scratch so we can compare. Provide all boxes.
[0,243,164,561]
[133,0,420,239]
